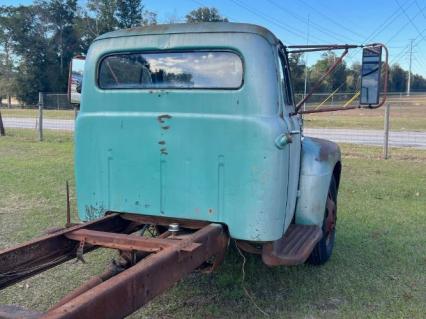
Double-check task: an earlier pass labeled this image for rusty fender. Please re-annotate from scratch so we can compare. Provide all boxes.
[295,137,341,226]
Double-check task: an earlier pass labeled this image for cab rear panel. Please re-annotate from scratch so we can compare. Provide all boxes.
[76,27,291,241]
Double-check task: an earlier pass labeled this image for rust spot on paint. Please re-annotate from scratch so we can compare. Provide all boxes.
[311,137,339,162]
[158,140,166,145]
[208,208,214,215]
[162,125,170,130]
[157,114,172,124]
[160,147,168,155]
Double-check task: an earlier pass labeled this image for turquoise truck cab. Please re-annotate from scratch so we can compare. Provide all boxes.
[75,23,342,266]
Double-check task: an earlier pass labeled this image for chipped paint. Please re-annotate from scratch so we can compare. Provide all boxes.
[157,114,172,124]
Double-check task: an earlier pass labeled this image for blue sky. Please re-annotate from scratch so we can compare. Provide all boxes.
[1,0,425,76]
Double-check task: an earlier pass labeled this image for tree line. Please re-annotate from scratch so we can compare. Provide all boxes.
[0,2,424,107]
[289,51,426,95]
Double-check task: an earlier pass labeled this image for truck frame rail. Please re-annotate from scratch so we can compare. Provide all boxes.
[0,213,229,319]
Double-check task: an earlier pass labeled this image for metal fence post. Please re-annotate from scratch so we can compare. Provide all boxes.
[383,103,390,159]
[0,107,5,136]
[38,92,43,141]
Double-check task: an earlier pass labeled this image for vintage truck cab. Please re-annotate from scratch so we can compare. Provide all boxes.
[0,22,388,318]
[73,23,385,266]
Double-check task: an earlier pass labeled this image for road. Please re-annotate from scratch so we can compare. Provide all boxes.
[3,117,74,131]
[304,128,426,149]
[3,117,426,149]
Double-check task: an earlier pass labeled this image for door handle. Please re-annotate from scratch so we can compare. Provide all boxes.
[275,133,292,149]
[289,130,300,135]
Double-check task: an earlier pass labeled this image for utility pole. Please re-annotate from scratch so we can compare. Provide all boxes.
[406,39,414,96]
[383,103,390,159]
[38,92,43,141]
[303,14,310,111]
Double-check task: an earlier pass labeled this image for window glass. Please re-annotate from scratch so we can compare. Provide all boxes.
[278,50,294,108]
[98,51,243,89]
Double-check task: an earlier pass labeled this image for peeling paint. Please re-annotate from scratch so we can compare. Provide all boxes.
[310,137,339,162]
[84,204,105,220]
[157,114,172,124]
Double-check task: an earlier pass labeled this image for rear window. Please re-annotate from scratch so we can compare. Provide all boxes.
[98,51,243,89]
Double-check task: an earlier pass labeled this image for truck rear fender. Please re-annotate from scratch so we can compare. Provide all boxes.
[295,137,341,226]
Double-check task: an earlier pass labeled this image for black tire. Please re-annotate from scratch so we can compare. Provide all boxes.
[307,175,338,265]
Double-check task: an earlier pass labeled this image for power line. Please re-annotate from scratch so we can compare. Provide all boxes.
[415,0,426,20]
[389,44,410,65]
[385,4,426,44]
[266,0,357,43]
[345,0,418,68]
[295,0,364,39]
[227,0,330,43]
[345,0,415,63]
[364,0,415,44]
[415,50,426,66]
[395,0,426,42]
[413,53,426,71]
[413,57,426,71]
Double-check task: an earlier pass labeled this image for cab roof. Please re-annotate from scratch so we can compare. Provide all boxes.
[95,22,280,45]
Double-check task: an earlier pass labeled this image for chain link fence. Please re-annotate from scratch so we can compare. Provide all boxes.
[297,92,426,152]
[42,93,74,110]
[0,93,76,139]
[1,92,425,152]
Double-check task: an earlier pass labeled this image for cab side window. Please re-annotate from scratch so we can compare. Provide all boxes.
[277,49,295,113]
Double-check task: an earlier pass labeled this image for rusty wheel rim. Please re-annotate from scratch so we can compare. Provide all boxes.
[325,193,336,245]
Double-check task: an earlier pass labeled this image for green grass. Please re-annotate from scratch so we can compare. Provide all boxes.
[304,113,426,131]
[0,131,425,318]
[0,108,75,119]
[301,95,426,131]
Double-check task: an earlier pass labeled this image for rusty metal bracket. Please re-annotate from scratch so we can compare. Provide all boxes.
[0,214,229,319]
[0,214,136,289]
[295,48,349,113]
[285,43,389,114]
[42,223,228,319]
[75,238,86,264]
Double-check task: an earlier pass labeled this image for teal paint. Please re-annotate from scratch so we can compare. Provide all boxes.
[75,23,340,242]
[295,137,341,226]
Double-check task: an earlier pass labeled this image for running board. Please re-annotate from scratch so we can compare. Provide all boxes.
[262,224,323,266]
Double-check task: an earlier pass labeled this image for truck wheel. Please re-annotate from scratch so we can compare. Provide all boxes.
[307,175,337,265]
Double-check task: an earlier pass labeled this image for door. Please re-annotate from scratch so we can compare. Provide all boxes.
[277,46,302,230]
